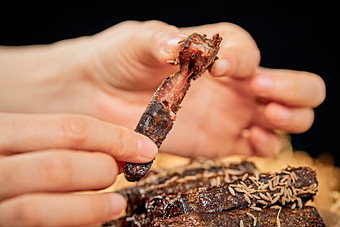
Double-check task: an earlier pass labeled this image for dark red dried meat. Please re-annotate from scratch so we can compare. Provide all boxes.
[151,206,325,227]
[150,167,318,218]
[120,160,257,216]
[124,33,222,182]
[102,164,325,227]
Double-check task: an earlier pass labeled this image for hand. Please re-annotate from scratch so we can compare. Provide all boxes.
[0,20,326,158]
[0,113,157,226]
[81,21,325,157]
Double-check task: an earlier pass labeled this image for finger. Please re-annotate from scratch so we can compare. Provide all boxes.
[248,126,281,157]
[180,22,261,78]
[133,20,186,62]
[0,192,126,227]
[107,20,185,63]
[92,20,186,90]
[0,150,118,200]
[208,58,232,76]
[265,103,315,133]
[0,113,158,163]
[253,102,315,133]
[231,127,279,157]
[250,68,326,107]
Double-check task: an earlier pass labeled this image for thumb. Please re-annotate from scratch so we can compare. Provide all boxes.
[89,20,187,90]
[133,20,187,63]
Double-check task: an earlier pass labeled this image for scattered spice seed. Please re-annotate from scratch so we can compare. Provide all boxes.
[235,187,244,193]
[257,200,268,206]
[253,217,257,226]
[228,186,236,196]
[250,206,262,211]
[242,173,248,181]
[244,194,251,204]
[246,212,257,226]
[297,197,303,208]
[268,180,273,191]
[271,196,280,204]
[240,181,248,188]
[291,203,296,209]
[252,194,261,200]
[276,207,282,227]
[259,193,270,201]
[266,192,273,203]
[261,183,269,190]
[246,212,255,219]
[291,186,297,196]
[270,205,282,210]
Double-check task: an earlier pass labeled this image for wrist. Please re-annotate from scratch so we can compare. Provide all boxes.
[0,36,93,114]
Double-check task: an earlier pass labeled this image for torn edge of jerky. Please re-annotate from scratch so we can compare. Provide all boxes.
[124,33,222,182]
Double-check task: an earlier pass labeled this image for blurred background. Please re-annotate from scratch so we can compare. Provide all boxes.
[1,2,338,166]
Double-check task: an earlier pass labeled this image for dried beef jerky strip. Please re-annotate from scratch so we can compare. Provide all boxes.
[119,160,257,216]
[149,167,318,218]
[140,161,256,196]
[151,206,325,227]
[102,213,151,227]
[124,33,222,182]
[137,159,257,188]
[102,206,325,227]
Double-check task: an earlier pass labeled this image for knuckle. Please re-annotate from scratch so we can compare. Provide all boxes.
[114,129,129,159]
[91,195,109,219]
[112,128,137,161]
[12,196,38,226]
[142,20,168,28]
[286,77,300,102]
[40,152,72,187]
[95,153,118,185]
[59,114,89,147]
[81,194,113,222]
[143,20,179,36]
[117,20,140,27]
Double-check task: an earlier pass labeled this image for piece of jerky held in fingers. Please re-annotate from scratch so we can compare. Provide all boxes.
[124,33,222,182]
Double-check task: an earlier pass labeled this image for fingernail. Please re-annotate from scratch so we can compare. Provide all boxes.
[107,193,127,219]
[210,58,231,76]
[251,74,273,96]
[161,34,187,59]
[138,137,158,160]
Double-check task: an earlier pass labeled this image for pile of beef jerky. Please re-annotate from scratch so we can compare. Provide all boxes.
[102,158,325,226]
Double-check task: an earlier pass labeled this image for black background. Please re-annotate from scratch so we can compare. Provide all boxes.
[1,2,338,166]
